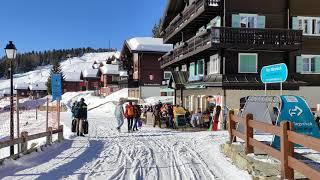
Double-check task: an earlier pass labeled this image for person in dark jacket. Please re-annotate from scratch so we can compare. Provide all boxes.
[71,101,78,119]
[167,105,174,128]
[153,103,162,128]
[76,98,87,136]
[132,104,141,131]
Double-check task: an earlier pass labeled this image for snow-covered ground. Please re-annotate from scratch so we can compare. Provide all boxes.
[0,89,252,180]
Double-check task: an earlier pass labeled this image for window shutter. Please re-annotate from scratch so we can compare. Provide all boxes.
[189,63,195,80]
[257,16,266,28]
[315,56,320,73]
[296,56,303,73]
[292,17,299,30]
[232,14,240,28]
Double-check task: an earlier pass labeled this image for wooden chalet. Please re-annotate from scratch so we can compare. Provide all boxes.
[120,37,173,99]
[98,63,120,96]
[159,0,320,111]
[80,69,100,91]
[28,82,47,98]
[14,83,30,97]
[64,72,83,92]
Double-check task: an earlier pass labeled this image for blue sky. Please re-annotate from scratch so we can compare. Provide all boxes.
[0,0,166,56]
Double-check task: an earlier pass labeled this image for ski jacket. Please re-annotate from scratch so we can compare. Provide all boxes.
[115,104,125,119]
[77,102,88,119]
[134,105,141,118]
[125,104,135,118]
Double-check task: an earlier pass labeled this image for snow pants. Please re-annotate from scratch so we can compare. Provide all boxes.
[116,117,124,129]
[76,118,84,135]
[127,117,134,131]
[133,118,139,131]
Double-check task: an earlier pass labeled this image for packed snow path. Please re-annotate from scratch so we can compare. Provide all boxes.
[0,104,251,180]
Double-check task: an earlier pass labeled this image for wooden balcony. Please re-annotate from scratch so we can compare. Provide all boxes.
[160,27,303,69]
[163,0,223,43]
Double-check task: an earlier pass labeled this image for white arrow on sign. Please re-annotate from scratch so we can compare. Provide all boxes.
[289,106,303,117]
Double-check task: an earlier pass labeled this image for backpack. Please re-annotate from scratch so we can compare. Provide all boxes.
[127,105,135,116]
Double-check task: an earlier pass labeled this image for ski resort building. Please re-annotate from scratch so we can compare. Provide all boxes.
[64,72,83,92]
[159,0,320,111]
[98,63,120,96]
[80,69,100,91]
[28,82,47,98]
[120,37,173,99]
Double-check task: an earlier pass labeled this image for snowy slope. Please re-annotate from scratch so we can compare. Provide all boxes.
[0,52,120,91]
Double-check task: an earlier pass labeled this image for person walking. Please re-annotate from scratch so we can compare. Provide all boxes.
[132,104,141,131]
[153,103,162,128]
[71,101,78,119]
[114,98,125,132]
[167,104,174,128]
[76,98,87,137]
[125,101,135,132]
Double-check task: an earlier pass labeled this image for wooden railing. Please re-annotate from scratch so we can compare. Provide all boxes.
[160,27,302,68]
[228,110,320,179]
[0,125,64,159]
[163,0,222,42]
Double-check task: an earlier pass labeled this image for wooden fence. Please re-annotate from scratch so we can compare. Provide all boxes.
[228,110,320,180]
[0,125,64,159]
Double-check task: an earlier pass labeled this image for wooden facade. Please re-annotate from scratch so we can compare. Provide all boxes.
[160,0,320,109]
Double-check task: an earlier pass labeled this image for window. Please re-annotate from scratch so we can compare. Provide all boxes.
[181,64,187,71]
[297,16,320,36]
[238,53,258,73]
[189,62,196,78]
[240,14,257,28]
[208,54,220,74]
[175,66,180,72]
[163,71,171,80]
[299,55,320,73]
[197,59,205,75]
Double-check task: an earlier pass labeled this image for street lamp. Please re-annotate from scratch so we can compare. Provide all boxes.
[5,41,17,156]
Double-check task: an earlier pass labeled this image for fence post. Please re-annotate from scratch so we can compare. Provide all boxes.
[46,127,53,145]
[228,110,236,143]
[245,113,254,154]
[280,121,294,179]
[21,131,28,153]
[58,125,64,142]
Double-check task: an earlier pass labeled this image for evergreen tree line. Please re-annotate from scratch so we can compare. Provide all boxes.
[0,47,116,79]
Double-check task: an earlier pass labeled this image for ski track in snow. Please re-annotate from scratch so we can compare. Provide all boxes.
[0,103,251,180]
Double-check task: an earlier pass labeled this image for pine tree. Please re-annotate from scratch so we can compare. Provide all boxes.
[152,19,162,38]
[46,61,65,95]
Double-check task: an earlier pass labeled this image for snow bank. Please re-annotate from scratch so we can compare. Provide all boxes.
[143,96,174,105]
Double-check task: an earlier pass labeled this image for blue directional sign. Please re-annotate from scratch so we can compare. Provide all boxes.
[52,74,62,101]
[271,95,320,149]
[261,63,288,83]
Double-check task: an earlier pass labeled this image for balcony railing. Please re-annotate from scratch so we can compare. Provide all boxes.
[160,27,303,68]
[163,0,222,42]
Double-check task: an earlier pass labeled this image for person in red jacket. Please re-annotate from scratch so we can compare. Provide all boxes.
[125,101,135,132]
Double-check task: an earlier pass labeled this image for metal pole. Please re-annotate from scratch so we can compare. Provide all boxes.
[265,83,267,96]
[280,83,283,95]
[16,93,20,153]
[10,59,14,155]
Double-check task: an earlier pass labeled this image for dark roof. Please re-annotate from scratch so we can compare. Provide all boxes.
[160,0,186,32]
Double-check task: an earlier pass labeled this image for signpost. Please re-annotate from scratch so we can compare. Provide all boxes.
[261,63,288,95]
[51,74,62,127]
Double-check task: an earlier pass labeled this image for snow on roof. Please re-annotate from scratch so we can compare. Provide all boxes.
[2,88,17,95]
[29,82,47,91]
[14,83,30,90]
[92,64,100,69]
[119,71,128,77]
[126,37,173,53]
[99,64,119,75]
[82,69,99,78]
[64,72,82,82]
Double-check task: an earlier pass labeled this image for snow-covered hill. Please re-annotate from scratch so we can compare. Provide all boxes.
[0,52,120,91]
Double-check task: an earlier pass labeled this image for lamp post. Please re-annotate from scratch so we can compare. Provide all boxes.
[5,41,17,156]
